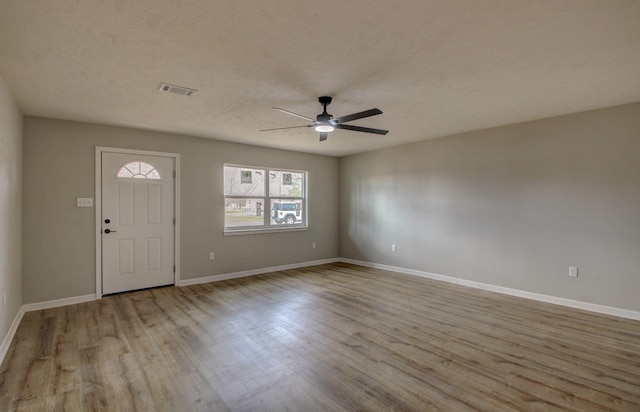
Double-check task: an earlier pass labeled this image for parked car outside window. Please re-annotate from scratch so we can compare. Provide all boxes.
[271,201,302,224]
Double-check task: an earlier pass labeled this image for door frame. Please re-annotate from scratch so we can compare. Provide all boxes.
[95,146,181,298]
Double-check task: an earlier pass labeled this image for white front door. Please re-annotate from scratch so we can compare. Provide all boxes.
[101,152,175,294]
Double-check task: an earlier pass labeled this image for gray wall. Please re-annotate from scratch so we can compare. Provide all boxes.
[0,74,22,344]
[340,103,640,312]
[23,117,339,304]
[17,102,640,313]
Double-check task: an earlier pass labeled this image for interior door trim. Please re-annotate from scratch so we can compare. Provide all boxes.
[95,146,181,298]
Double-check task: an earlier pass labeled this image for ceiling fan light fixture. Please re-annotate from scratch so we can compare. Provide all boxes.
[315,124,334,133]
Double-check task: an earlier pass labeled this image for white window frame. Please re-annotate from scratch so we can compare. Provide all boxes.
[223,163,308,235]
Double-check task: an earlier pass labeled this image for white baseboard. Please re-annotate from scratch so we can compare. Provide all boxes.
[177,258,342,286]
[0,294,98,366]
[0,306,26,366]
[341,258,640,321]
[22,294,98,312]
[3,257,639,367]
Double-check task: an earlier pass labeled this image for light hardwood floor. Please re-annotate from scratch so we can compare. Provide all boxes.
[1,263,639,411]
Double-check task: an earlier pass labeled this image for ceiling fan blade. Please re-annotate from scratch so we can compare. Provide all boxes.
[273,107,315,122]
[259,125,312,132]
[333,108,382,124]
[319,132,328,141]
[336,124,389,135]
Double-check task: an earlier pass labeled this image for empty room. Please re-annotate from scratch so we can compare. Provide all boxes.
[1,1,639,410]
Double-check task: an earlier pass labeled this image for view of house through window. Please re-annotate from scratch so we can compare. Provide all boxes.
[224,165,306,231]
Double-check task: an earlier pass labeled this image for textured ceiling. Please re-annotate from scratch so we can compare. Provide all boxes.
[1,1,639,157]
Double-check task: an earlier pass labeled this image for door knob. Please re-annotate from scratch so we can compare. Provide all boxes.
[104,229,117,234]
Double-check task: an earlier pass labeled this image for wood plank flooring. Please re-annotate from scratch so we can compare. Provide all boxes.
[1,262,639,411]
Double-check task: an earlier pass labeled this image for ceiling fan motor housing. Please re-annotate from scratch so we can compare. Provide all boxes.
[317,113,333,122]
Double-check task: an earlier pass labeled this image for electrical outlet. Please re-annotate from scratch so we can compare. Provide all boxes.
[391,244,397,252]
[209,252,215,261]
[3,292,6,307]
[569,266,578,278]
[312,242,316,249]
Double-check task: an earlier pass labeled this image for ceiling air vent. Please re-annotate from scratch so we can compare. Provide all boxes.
[159,83,197,96]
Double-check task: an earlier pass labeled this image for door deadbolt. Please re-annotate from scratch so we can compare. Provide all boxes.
[104,219,111,224]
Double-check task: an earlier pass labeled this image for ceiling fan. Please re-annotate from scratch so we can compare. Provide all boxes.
[260,96,389,141]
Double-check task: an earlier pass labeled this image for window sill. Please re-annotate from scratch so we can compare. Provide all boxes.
[223,226,308,236]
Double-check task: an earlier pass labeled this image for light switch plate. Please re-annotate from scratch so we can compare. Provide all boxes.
[77,197,94,207]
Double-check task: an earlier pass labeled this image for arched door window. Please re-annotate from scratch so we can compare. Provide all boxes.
[116,161,161,179]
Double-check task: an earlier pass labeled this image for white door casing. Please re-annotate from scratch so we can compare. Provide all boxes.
[100,151,175,294]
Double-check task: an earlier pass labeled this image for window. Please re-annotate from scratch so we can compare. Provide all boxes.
[117,161,161,179]
[224,164,307,232]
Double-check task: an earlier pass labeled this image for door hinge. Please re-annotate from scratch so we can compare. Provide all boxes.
[173,170,176,178]
[173,265,176,273]
[173,217,176,225]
